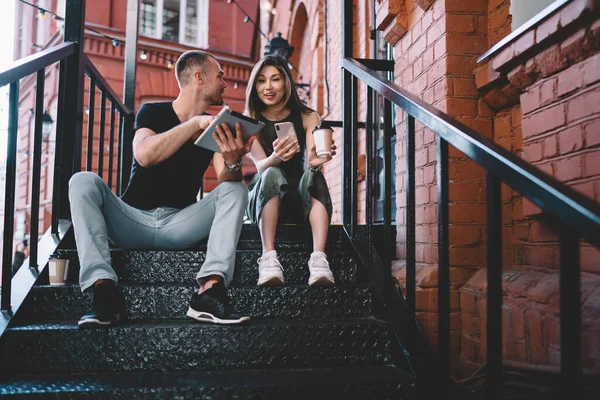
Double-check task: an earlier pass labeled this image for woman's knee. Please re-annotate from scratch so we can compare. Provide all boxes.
[259,167,286,193]
[262,167,285,183]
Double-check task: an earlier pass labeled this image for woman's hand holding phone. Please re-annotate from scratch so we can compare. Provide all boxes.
[272,135,300,163]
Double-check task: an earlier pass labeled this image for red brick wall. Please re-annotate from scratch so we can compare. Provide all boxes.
[11,0,261,251]
[268,0,600,376]
[519,51,600,272]
[463,0,600,372]
[389,0,494,358]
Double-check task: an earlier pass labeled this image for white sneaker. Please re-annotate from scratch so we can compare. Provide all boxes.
[308,251,335,286]
[257,250,284,286]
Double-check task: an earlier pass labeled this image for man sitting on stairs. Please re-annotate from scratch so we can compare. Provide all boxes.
[69,50,254,328]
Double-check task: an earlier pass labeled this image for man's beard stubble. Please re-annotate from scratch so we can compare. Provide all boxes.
[206,90,224,106]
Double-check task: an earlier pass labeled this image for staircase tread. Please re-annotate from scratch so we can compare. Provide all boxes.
[56,248,352,254]
[0,365,414,394]
[32,283,372,289]
[9,317,389,331]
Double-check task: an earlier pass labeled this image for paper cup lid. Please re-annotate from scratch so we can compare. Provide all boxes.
[312,121,333,133]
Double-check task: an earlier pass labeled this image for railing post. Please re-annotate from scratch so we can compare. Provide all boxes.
[366,86,374,277]
[116,114,125,195]
[29,70,46,269]
[406,115,416,320]
[86,76,96,171]
[121,0,140,194]
[52,60,67,234]
[97,91,107,178]
[341,0,353,227]
[107,103,116,190]
[560,226,581,399]
[437,137,450,389]
[486,172,503,399]
[57,0,86,220]
[383,98,394,303]
[1,83,19,312]
[351,76,358,233]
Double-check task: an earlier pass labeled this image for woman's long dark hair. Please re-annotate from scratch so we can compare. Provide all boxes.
[244,55,313,119]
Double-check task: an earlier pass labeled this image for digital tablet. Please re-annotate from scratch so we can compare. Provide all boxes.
[193,106,265,153]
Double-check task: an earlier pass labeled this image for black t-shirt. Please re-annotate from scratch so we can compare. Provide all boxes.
[121,101,214,210]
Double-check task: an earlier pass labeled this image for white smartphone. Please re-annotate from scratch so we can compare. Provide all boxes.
[274,121,297,140]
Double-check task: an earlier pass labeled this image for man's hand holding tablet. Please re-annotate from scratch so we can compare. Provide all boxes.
[194,106,264,153]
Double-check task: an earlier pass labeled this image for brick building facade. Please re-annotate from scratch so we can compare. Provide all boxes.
[264,0,599,376]
[10,0,260,252]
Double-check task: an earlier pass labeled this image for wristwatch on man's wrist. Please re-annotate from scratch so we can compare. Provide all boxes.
[224,159,242,172]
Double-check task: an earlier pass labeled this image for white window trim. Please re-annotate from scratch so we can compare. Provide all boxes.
[143,0,207,48]
[155,0,164,40]
[198,0,208,49]
[179,0,187,44]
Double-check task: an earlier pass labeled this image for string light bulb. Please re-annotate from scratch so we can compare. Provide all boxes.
[233,82,238,89]
[112,39,119,47]
[244,16,250,23]
[39,9,47,19]
[140,50,148,60]
[271,9,277,15]
[167,60,174,70]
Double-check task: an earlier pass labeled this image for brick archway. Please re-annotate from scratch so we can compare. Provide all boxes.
[289,2,308,82]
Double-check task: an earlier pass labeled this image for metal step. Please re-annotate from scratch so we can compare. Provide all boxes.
[53,249,359,286]
[2,318,393,374]
[14,284,374,323]
[55,224,352,252]
[0,365,416,399]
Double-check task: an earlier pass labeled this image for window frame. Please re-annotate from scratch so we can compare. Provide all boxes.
[478,0,568,63]
[140,0,208,48]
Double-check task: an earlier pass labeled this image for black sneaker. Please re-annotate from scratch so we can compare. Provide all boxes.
[78,281,122,328]
[187,282,250,325]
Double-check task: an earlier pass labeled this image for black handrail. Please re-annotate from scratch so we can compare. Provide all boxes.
[1,41,81,315]
[342,57,600,246]
[0,42,76,87]
[83,55,134,191]
[1,43,79,314]
[1,0,133,325]
[83,55,132,115]
[341,55,600,398]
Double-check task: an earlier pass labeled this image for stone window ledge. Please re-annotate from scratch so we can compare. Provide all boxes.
[474,0,600,111]
[478,0,570,67]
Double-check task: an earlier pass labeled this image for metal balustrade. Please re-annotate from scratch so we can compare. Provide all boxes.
[0,0,133,339]
[342,0,600,398]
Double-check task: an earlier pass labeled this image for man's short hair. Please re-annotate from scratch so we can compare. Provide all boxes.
[175,50,215,88]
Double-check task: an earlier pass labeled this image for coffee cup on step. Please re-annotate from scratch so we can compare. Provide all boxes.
[312,123,333,158]
[48,256,69,286]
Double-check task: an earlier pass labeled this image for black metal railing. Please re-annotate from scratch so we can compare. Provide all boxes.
[1,42,77,315]
[83,55,133,195]
[341,0,600,398]
[1,0,133,332]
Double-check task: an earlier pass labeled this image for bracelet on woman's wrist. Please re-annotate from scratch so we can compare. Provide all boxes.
[308,165,321,172]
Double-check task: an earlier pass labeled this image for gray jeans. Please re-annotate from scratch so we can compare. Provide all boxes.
[68,172,247,293]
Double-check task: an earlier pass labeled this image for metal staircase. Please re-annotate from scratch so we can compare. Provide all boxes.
[0,224,417,399]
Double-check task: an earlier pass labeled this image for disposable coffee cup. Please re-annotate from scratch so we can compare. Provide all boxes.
[312,124,333,158]
[48,258,69,286]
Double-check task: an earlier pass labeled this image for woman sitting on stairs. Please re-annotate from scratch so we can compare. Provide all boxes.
[245,55,336,287]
